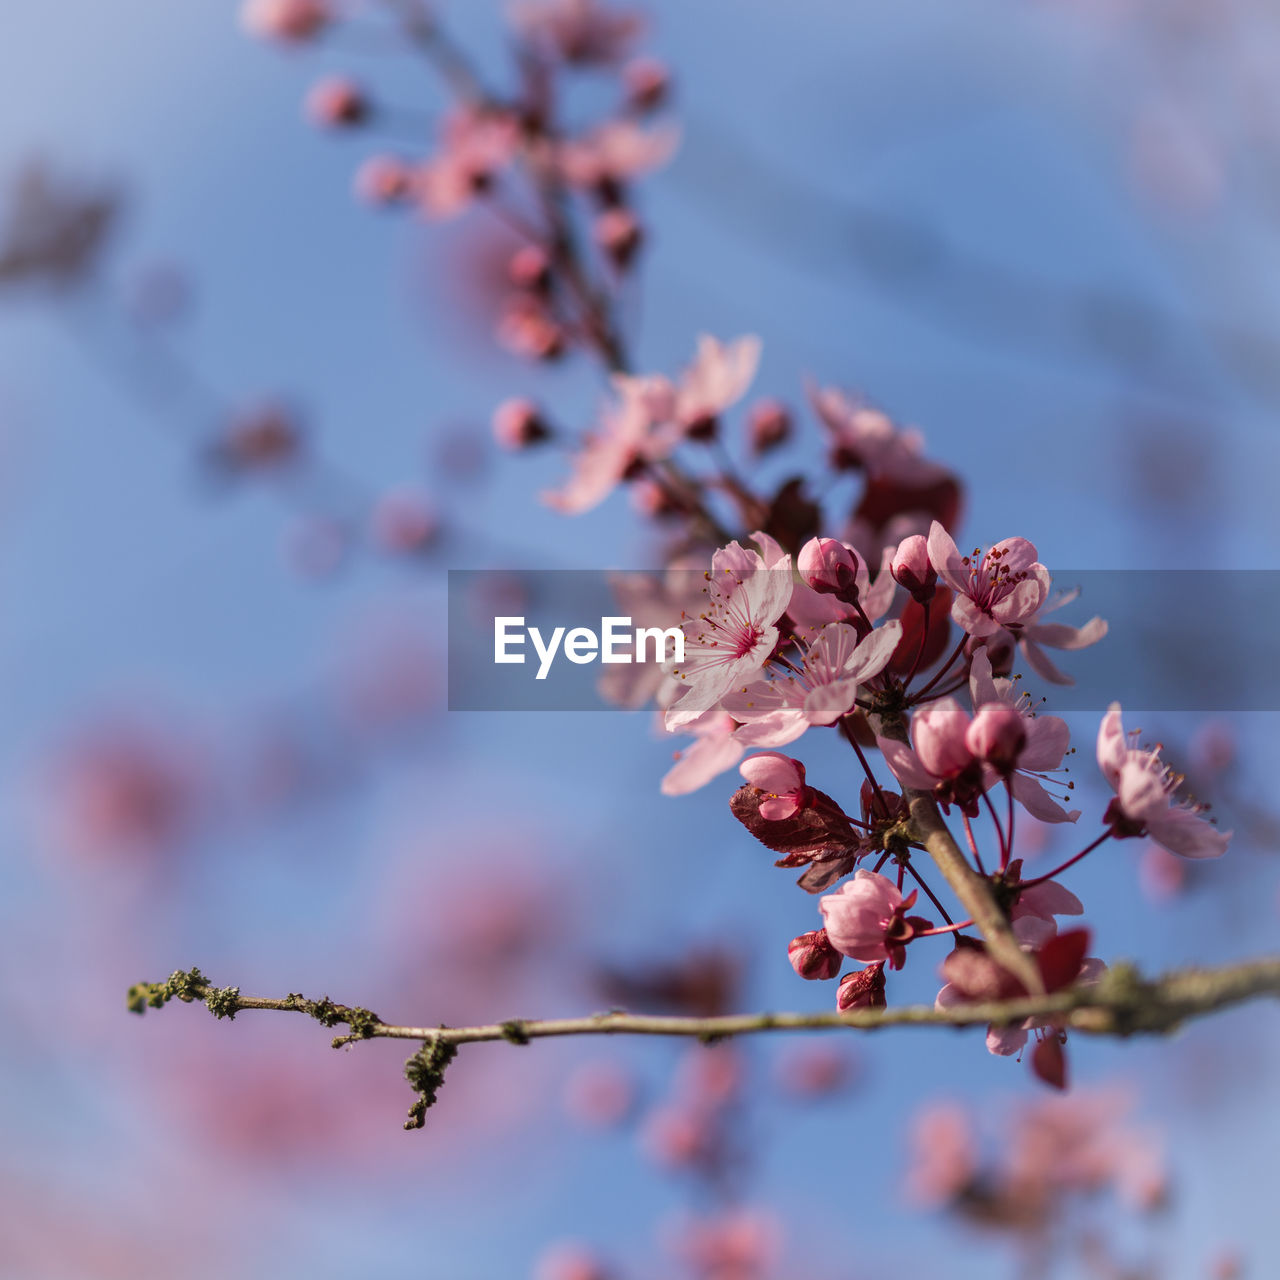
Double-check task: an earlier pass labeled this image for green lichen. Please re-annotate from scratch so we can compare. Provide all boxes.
[403,1035,459,1131]
[126,967,211,1015]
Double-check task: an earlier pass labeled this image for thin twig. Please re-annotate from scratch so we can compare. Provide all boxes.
[129,956,1280,1047]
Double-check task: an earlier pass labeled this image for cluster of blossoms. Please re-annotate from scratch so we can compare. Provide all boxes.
[906,1091,1169,1271]
[628,503,1227,1087]
[523,334,1231,1088]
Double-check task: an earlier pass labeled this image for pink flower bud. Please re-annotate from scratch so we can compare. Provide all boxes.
[240,0,330,43]
[964,702,1026,773]
[594,207,643,269]
[836,963,886,1010]
[746,398,791,455]
[820,870,906,963]
[353,156,412,206]
[497,294,565,361]
[491,398,549,450]
[508,244,552,293]
[534,1243,612,1280]
[911,699,974,779]
[623,57,670,113]
[890,533,936,602]
[739,752,808,820]
[305,77,367,128]
[788,929,841,981]
[369,485,440,556]
[797,537,861,599]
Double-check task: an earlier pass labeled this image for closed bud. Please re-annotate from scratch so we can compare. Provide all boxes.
[797,537,861,599]
[623,57,670,113]
[890,534,936,602]
[746,398,791,455]
[353,155,412,206]
[788,929,841,981]
[836,963,887,1010]
[305,77,367,128]
[508,244,552,293]
[492,398,550,450]
[594,207,643,270]
[964,702,1026,773]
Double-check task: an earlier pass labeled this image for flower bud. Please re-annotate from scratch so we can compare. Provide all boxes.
[623,57,670,113]
[508,244,552,293]
[911,699,975,780]
[305,77,368,128]
[353,155,412,206]
[746,399,791,455]
[890,534,936,602]
[788,929,841,981]
[594,207,643,270]
[964,702,1026,773]
[836,963,886,1010]
[370,485,439,556]
[739,752,808,820]
[240,0,330,43]
[797,537,861,599]
[492,398,550,450]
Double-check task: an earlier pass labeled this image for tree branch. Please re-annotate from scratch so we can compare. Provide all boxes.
[129,955,1280,1048]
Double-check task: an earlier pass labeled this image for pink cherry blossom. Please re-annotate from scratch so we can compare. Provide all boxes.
[1097,704,1230,858]
[541,390,651,514]
[746,398,791,454]
[819,869,929,968]
[808,383,948,484]
[928,521,1106,681]
[511,0,644,65]
[890,532,937,601]
[415,109,520,220]
[663,542,793,729]
[613,334,761,443]
[557,120,680,190]
[836,962,887,1009]
[623,57,671,113]
[721,619,902,748]
[927,522,1051,639]
[593,206,642,268]
[353,155,413,206]
[240,0,330,43]
[660,709,746,796]
[967,649,1080,823]
[492,398,549,450]
[304,77,366,128]
[787,928,841,981]
[739,752,808,820]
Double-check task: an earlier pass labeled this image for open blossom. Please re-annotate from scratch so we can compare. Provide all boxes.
[415,109,520,219]
[819,870,931,969]
[927,522,1051,638]
[928,522,1106,681]
[541,390,652,513]
[968,648,1079,822]
[808,384,949,485]
[721,619,902,749]
[660,709,745,795]
[664,542,793,729]
[877,678,1078,823]
[1097,704,1230,858]
[615,334,761,443]
[739,753,809,820]
[557,120,680,190]
[511,0,644,65]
